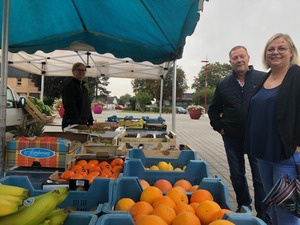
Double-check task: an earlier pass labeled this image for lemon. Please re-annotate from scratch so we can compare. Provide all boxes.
[168,163,174,170]
[174,167,182,171]
[157,161,169,170]
[150,165,159,170]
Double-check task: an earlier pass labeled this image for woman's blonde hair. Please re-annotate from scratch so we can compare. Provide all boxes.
[262,33,300,69]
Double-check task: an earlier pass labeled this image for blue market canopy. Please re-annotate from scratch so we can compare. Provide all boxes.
[0,0,202,65]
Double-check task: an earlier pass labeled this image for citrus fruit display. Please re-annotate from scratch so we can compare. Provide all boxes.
[112,180,235,225]
[59,157,124,183]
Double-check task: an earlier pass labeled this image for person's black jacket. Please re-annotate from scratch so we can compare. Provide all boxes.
[208,66,267,140]
[61,77,93,129]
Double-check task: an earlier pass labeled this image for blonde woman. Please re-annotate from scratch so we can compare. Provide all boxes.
[245,33,300,225]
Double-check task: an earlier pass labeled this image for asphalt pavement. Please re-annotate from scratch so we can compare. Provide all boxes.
[46,110,255,214]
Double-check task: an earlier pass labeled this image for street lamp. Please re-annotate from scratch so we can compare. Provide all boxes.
[201,60,210,113]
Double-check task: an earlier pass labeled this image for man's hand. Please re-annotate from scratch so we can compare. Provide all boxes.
[220,128,225,135]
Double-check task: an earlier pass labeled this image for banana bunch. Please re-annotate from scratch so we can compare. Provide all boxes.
[0,184,70,225]
[0,183,30,217]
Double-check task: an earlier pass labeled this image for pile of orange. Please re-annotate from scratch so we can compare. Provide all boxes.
[140,179,199,193]
[114,181,234,225]
[60,157,124,183]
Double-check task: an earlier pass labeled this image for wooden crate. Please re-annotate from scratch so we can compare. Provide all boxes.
[76,122,119,131]
[117,143,193,157]
[24,97,56,123]
[118,119,145,129]
[118,131,176,146]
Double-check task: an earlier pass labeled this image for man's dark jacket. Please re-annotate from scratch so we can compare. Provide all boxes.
[61,77,93,129]
[208,66,267,140]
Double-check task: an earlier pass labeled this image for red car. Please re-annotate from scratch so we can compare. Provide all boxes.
[115,105,124,110]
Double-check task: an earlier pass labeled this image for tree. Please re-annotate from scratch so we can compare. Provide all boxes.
[135,91,152,112]
[163,67,189,99]
[191,62,231,91]
[118,94,132,106]
[86,77,110,101]
[131,79,160,100]
[191,62,231,108]
[131,66,189,101]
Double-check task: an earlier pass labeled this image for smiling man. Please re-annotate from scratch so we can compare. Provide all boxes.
[208,46,269,222]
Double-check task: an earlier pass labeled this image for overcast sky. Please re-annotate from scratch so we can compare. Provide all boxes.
[107,0,300,98]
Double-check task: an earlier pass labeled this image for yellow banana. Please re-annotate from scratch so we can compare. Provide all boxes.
[19,186,69,212]
[0,194,23,206]
[0,189,60,225]
[0,183,29,198]
[0,199,19,217]
[38,219,50,225]
[56,187,69,205]
[29,186,69,204]
[46,208,69,225]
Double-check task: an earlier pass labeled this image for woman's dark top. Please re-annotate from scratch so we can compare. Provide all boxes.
[61,77,93,129]
[244,85,285,161]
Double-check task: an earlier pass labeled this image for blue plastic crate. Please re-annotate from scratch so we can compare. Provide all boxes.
[224,213,267,225]
[0,175,111,215]
[96,214,134,225]
[122,158,209,186]
[95,213,266,225]
[101,176,233,214]
[106,115,140,122]
[141,116,165,124]
[127,149,197,168]
[65,213,98,225]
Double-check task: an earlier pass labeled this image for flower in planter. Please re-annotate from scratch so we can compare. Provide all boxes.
[91,101,104,107]
[187,104,205,113]
[52,98,63,110]
[91,101,104,114]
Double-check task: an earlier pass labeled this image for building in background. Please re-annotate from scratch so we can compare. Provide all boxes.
[5,66,40,98]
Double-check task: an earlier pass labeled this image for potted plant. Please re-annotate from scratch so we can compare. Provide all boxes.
[187,104,204,119]
[91,101,104,114]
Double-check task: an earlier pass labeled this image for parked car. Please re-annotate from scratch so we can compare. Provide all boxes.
[115,105,124,110]
[176,106,187,114]
[6,85,26,132]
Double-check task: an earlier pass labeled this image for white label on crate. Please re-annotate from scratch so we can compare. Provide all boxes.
[19,148,56,158]
[76,180,86,186]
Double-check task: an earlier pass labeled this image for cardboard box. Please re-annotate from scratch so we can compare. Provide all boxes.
[63,125,124,145]
[83,142,120,155]
[6,136,85,168]
[118,131,176,153]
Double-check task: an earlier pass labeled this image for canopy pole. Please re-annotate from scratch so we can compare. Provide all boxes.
[41,62,46,101]
[159,75,163,116]
[171,60,177,132]
[0,0,10,177]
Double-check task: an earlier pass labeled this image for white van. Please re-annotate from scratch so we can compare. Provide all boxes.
[6,85,26,131]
